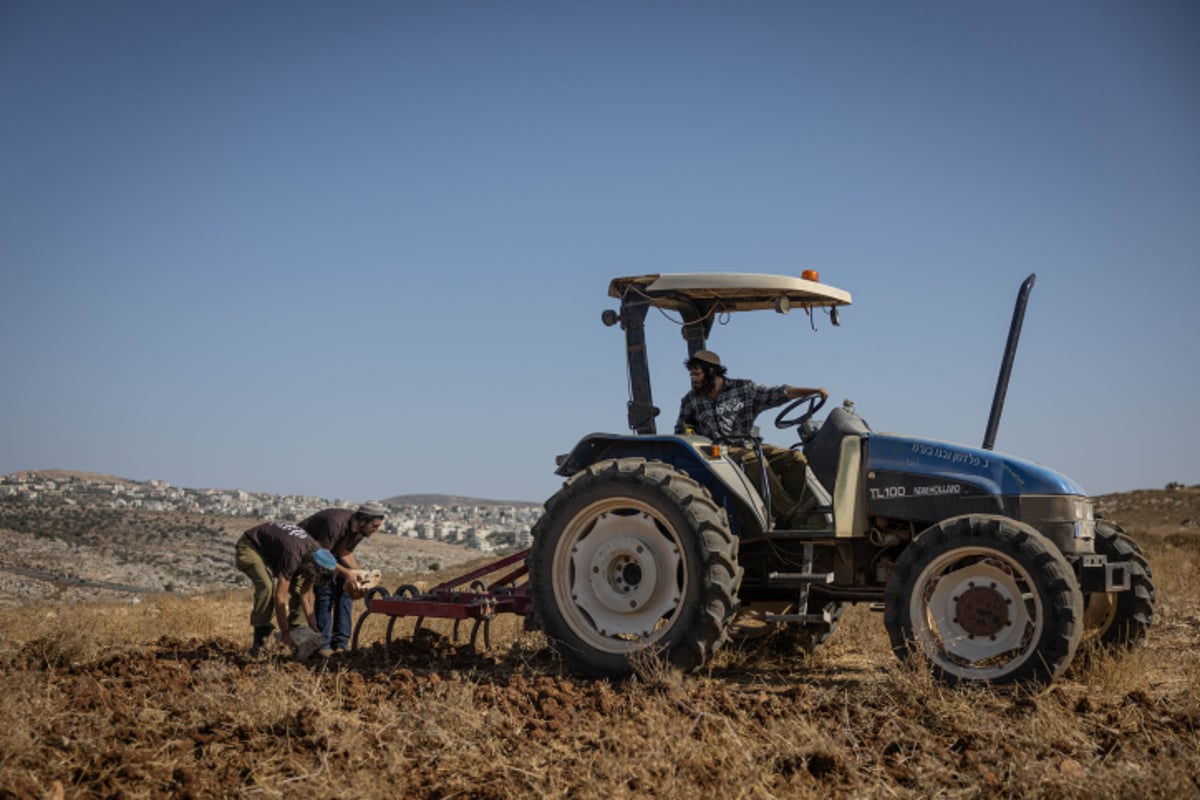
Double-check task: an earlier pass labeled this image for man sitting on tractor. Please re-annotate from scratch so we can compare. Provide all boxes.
[674,349,826,528]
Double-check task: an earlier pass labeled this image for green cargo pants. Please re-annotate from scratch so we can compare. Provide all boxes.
[234,535,306,630]
[728,443,810,525]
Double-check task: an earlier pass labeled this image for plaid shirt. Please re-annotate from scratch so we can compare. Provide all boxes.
[674,378,789,445]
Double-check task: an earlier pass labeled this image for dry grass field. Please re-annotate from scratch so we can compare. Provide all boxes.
[1,488,1198,799]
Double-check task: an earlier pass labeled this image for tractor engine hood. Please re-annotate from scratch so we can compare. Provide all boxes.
[861,433,1095,554]
[864,433,1086,497]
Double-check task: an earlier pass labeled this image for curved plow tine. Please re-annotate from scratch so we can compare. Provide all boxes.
[469,618,491,651]
[344,556,533,658]
[386,585,421,649]
[350,609,371,652]
[385,616,399,650]
[351,587,392,652]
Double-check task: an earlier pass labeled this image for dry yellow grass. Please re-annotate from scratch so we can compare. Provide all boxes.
[1,523,1198,798]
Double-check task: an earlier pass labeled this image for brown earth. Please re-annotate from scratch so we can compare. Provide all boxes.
[1,488,1198,799]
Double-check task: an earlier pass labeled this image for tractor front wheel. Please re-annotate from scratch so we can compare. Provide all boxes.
[527,458,740,678]
[884,514,1083,686]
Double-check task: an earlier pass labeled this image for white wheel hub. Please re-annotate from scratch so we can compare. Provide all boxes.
[914,554,1039,669]
[568,511,682,638]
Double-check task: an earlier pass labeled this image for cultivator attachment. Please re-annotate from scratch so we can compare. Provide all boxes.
[350,549,534,652]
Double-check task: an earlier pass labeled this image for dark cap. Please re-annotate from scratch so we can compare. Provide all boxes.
[686,349,722,368]
[356,501,387,518]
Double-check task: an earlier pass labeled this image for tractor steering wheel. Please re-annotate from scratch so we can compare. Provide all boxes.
[774,391,827,430]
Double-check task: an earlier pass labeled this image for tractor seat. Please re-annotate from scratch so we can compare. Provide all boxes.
[803,402,871,494]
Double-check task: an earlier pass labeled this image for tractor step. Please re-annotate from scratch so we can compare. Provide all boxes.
[767,571,834,587]
[764,610,834,625]
[759,528,836,540]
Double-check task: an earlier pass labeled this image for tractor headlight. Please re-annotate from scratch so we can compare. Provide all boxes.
[1073,498,1095,540]
[1023,495,1095,553]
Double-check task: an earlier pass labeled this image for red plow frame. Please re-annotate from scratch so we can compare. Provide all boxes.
[350,548,534,652]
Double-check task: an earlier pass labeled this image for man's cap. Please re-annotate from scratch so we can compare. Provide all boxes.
[686,349,722,368]
[313,548,338,572]
[356,501,387,518]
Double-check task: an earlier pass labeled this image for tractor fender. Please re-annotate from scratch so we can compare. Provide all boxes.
[832,434,869,538]
[555,433,769,535]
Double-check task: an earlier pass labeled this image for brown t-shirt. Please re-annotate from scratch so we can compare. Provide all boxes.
[298,508,364,555]
[243,522,319,580]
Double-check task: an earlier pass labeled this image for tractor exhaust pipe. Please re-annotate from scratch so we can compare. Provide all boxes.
[983,273,1036,451]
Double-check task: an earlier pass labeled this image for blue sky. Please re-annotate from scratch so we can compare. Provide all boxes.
[2,1,1197,503]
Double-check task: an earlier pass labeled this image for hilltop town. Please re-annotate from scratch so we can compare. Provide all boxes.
[1,470,541,552]
[0,470,542,606]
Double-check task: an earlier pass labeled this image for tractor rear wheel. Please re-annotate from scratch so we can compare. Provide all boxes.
[527,458,741,678]
[884,514,1083,686]
[1082,519,1155,648]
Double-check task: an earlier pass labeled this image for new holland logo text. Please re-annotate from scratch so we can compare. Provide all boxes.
[870,484,964,500]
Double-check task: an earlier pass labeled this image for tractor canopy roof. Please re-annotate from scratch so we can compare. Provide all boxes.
[605,272,852,435]
[608,272,852,314]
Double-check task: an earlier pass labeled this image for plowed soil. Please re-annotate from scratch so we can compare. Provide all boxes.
[2,488,1199,798]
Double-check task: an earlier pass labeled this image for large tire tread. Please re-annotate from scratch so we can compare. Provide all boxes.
[528,458,740,678]
[1085,519,1156,648]
[884,514,1082,686]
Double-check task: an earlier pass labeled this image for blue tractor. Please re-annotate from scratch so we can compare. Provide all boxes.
[527,273,1154,685]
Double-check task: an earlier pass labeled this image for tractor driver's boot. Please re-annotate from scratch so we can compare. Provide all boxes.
[250,625,273,657]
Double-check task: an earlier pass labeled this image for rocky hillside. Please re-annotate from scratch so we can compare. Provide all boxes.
[2,480,1197,608]
[1093,485,1200,537]
[0,499,483,608]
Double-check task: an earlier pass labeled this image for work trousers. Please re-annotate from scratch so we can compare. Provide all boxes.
[315,576,354,650]
[234,535,306,630]
[728,443,809,524]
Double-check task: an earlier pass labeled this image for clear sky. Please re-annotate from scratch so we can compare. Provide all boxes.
[3,1,1197,504]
